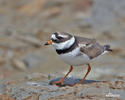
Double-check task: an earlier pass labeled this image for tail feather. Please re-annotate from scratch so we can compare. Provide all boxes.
[104,45,113,52]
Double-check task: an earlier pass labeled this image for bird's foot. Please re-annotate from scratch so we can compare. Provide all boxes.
[71,81,85,86]
[52,80,64,86]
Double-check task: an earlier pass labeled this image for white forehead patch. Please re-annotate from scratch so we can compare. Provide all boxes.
[51,34,57,40]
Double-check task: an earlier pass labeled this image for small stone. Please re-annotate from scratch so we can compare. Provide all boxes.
[11,58,27,71]
[0,56,5,66]
[25,73,47,80]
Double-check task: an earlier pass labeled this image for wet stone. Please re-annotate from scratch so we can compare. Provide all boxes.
[49,77,97,87]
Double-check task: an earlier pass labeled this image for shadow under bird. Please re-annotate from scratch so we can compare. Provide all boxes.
[44,32,112,86]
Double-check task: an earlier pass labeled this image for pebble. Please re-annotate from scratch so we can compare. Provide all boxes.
[11,58,27,71]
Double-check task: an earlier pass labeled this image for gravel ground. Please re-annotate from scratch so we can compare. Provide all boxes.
[0,73,124,100]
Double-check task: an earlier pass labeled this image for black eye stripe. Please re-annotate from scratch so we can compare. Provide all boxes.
[52,32,73,43]
[57,36,63,39]
[51,38,59,43]
[53,32,64,40]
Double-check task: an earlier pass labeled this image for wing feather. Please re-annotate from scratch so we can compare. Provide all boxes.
[80,42,105,59]
[75,36,96,46]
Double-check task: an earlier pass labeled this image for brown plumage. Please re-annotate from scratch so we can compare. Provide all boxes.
[75,36,111,59]
[75,36,96,45]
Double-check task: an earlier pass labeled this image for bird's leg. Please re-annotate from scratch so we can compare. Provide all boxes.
[80,64,91,84]
[53,66,73,85]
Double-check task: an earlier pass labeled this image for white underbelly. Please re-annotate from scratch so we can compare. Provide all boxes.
[59,48,90,66]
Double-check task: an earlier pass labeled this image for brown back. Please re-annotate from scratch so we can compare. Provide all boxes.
[75,36,104,59]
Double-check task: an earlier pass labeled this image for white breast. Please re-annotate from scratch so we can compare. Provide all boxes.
[59,47,90,66]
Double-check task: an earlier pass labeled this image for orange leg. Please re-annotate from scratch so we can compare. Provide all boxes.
[53,66,73,85]
[80,64,91,84]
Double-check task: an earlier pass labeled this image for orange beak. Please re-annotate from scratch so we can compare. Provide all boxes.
[44,40,52,45]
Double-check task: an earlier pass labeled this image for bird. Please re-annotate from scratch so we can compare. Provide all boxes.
[44,32,112,86]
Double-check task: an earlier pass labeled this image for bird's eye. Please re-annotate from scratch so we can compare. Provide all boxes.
[51,38,58,42]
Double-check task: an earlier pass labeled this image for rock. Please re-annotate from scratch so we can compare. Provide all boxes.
[23,51,46,68]
[86,0,125,33]
[25,73,48,81]
[0,81,6,94]
[0,56,5,66]
[49,77,97,87]
[11,58,27,71]
[19,0,46,15]
[16,35,41,48]
[3,76,124,100]
[0,94,16,100]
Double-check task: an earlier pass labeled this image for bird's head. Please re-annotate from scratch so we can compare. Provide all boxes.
[44,32,75,50]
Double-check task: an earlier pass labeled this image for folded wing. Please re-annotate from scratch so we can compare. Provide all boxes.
[75,36,106,59]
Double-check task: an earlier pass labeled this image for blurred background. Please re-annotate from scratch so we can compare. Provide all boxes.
[0,0,125,82]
